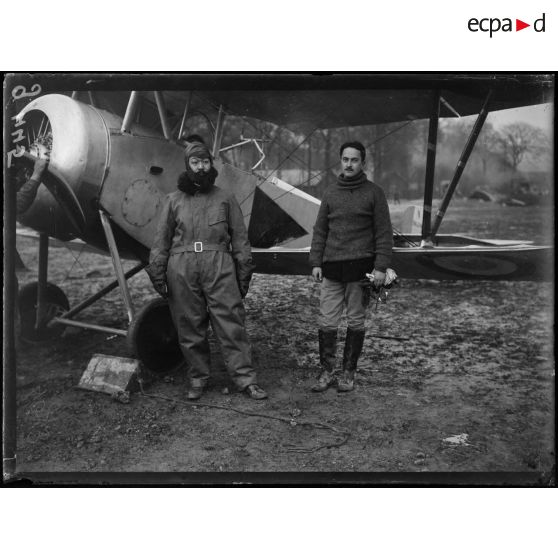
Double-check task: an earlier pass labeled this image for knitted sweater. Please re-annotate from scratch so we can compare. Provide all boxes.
[309,171,393,272]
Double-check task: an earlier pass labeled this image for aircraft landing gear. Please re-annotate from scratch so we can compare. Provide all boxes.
[18,281,69,342]
[127,298,185,375]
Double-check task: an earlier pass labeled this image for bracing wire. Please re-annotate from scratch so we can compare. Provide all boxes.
[62,242,87,282]
[192,92,421,224]
[296,120,415,189]
[241,119,419,221]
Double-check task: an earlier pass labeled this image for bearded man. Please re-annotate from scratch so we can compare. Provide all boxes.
[147,141,267,400]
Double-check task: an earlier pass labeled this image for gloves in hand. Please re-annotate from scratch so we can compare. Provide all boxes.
[152,281,168,299]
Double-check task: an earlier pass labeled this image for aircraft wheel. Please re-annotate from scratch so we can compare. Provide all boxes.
[18,281,69,343]
[127,298,185,374]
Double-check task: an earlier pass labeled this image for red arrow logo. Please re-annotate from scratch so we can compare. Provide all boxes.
[516,19,530,31]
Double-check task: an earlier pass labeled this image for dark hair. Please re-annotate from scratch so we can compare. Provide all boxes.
[184,133,206,144]
[339,141,366,162]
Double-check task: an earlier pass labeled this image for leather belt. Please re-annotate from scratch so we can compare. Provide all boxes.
[171,242,229,254]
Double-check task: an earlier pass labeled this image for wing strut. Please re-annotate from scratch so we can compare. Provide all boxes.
[121,91,140,133]
[421,91,440,246]
[88,91,97,108]
[154,91,172,140]
[430,89,493,238]
[178,91,193,141]
[99,209,135,323]
[212,105,226,159]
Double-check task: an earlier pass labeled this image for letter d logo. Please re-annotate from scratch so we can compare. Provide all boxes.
[534,13,546,32]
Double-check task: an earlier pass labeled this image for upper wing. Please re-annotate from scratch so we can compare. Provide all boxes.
[34,73,553,133]
[182,74,553,131]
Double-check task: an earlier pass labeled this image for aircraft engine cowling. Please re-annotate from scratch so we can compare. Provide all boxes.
[16,94,112,241]
[15,94,187,259]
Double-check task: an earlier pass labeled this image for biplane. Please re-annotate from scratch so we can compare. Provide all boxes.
[6,73,553,374]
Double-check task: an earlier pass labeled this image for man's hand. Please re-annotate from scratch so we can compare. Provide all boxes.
[312,267,323,282]
[31,157,49,181]
[371,269,386,289]
[152,281,168,299]
[239,280,250,299]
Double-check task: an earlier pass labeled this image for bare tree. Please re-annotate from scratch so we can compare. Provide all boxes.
[497,122,549,172]
[476,122,502,180]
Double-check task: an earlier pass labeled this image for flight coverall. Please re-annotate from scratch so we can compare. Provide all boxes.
[148,185,257,390]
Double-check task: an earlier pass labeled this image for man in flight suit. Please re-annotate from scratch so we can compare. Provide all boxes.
[147,141,268,401]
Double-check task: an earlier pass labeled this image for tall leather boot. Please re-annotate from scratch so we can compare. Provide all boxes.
[338,328,365,392]
[311,329,337,392]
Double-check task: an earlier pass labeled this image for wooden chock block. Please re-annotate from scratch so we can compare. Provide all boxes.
[78,353,144,396]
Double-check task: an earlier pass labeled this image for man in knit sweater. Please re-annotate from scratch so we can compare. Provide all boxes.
[309,141,393,392]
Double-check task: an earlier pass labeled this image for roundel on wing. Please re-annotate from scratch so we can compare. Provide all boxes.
[121,179,161,227]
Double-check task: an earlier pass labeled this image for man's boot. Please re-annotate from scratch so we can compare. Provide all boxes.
[338,328,365,392]
[311,329,337,392]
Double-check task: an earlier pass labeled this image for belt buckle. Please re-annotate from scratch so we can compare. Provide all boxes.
[194,242,203,253]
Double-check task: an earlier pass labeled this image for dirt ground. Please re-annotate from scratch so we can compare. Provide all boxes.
[11,199,555,482]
